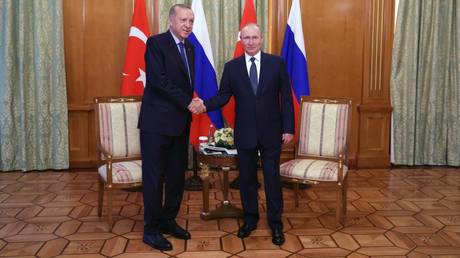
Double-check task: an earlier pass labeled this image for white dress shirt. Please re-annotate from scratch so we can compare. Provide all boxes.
[245,51,261,83]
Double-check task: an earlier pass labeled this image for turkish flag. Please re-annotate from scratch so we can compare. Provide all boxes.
[221,0,257,127]
[121,0,150,96]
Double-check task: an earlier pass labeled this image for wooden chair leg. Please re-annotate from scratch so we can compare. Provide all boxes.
[294,182,299,207]
[341,179,348,225]
[97,179,104,217]
[336,183,343,229]
[107,188,113,231]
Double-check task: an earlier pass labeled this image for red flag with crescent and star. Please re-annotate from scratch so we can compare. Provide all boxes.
[121,0,150,96]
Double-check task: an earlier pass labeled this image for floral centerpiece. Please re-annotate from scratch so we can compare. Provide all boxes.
[213,127,235,149]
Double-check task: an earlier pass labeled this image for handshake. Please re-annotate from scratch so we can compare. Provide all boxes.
[188,97,207,114]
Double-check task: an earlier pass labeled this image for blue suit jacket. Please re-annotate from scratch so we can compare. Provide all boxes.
[204,52,294,148]
[138,31,195,136]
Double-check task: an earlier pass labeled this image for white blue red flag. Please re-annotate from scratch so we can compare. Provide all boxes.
[188,0,224,147]
[281,0,310,136]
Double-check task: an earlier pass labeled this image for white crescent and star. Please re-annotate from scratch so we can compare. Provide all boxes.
[129,26,148,44]
[123,26,148,88]
[136,68,146,87]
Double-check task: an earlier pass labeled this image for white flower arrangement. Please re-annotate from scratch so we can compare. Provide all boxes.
[214,127,235,149]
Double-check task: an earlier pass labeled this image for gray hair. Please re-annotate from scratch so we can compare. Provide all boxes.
[169,4,192,17]
[240,23,264,37]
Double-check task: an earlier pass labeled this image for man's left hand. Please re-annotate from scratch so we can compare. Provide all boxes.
[282,133,294,144]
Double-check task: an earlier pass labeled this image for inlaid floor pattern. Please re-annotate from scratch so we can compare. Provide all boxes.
[1,168,460,257]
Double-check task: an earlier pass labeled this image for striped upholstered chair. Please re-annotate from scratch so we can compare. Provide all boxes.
[94,96,142,229]
[280,96,352,228]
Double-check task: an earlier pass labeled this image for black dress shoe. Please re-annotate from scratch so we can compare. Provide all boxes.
[272,228,285,245]
[237,223,257,238]
[159,221,191,240]
[143,232,173,251]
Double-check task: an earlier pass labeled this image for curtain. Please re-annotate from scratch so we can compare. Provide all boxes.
[158,0,268,79]
[0,0,69,171]
[391,0,460,165]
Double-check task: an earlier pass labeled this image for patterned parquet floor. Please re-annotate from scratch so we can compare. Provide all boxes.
[1,168,460,257]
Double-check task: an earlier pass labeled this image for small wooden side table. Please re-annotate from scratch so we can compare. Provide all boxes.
[198,153,243,220]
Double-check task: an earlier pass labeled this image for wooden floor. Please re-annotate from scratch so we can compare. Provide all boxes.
[1,168,460,257]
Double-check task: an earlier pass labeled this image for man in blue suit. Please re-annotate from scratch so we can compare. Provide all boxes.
[138,4,195,251]
[190,23,294,246]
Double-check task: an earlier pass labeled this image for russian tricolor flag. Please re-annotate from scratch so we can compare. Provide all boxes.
[281,0,310,136]
[188,0,224,147]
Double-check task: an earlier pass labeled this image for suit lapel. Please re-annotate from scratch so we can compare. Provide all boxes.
[166,31,189,81]
[257,52,267,96]
[185,39,194,88]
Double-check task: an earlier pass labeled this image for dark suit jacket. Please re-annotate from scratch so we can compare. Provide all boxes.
[138,31,195,136]
[204,52,294,148]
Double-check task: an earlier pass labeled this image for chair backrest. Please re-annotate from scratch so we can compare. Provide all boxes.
[94,96,142,159]
[297,97,352,158]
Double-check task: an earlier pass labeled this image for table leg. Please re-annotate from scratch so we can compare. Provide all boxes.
[222,166,230,203]
[200,166,243,220]
[199,163,210,217]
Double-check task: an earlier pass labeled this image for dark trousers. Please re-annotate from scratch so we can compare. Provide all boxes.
[140,130,188,234]
[237,144,283,230]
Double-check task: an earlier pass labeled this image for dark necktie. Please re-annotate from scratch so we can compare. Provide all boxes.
[179,42,191,86]
[249,57,258,94]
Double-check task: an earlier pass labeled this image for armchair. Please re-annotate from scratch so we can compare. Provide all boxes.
[94,96,142,230]
[280,96,352,228]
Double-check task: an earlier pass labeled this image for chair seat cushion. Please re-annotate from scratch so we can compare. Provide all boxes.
[280,159,348,181]
[98,160,142,184]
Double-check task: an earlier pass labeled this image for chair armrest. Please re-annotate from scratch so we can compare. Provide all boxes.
[96,142,114,185]
[337,144,349,171]
[96,142,141,162]
[97,142,112,160]
[337,144,349,181]
[96,143,142,186]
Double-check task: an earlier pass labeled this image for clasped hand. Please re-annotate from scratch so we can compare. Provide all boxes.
[188,97,206,114]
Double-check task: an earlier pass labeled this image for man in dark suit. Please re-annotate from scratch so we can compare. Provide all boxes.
[190,23,294,246]
[138,4,195,251]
